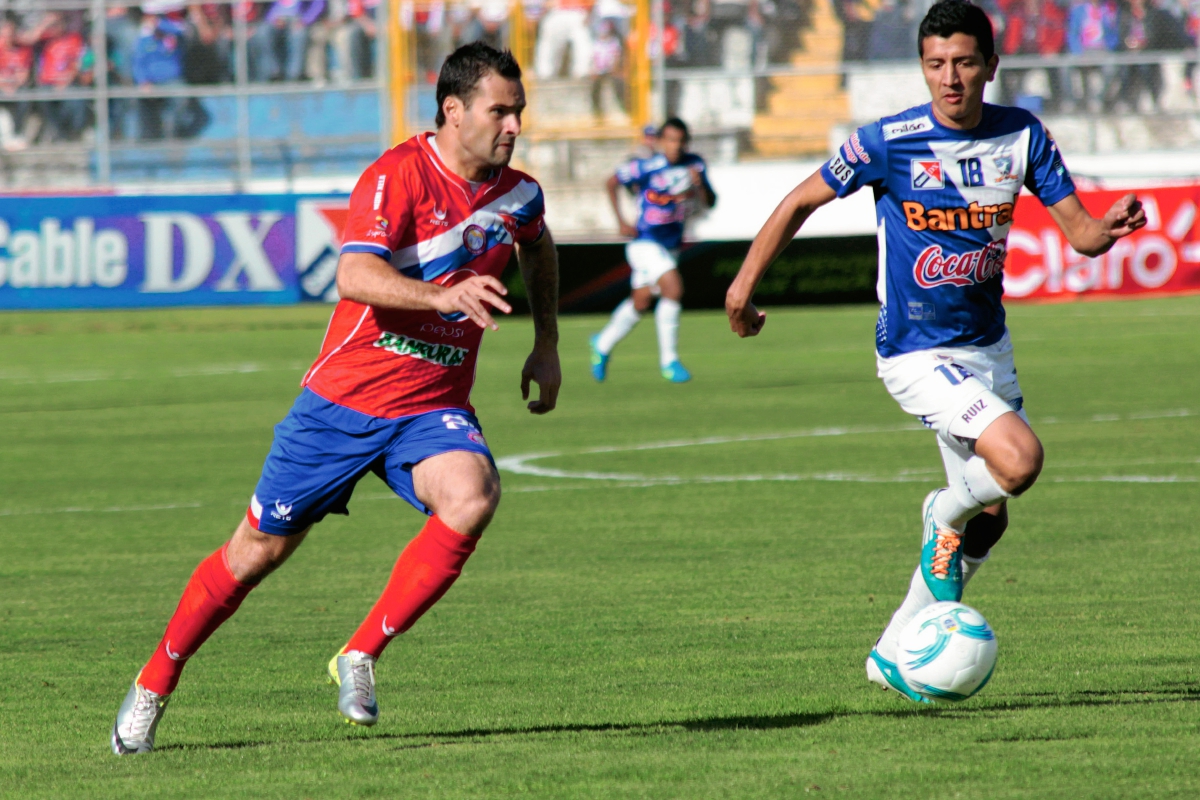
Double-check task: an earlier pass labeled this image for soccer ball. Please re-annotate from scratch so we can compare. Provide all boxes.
[896,601,998,702]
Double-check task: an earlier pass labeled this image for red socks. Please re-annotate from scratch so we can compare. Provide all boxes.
[138,545,255,696]
[345,515,478,658]
[137,517,475,695]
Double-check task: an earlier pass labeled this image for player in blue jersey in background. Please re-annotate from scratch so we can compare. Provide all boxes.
[725,0,1145,701]
[592,118,716,383]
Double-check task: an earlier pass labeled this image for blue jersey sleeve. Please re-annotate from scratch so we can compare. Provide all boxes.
[1024,121,1075,207]
[820,124,888,198]
[615,158,645,188]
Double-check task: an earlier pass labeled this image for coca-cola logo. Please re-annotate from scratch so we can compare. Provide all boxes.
[913,241,1007,288]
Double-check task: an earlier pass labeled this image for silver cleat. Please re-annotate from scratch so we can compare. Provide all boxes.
[111,679,169,754]
[327,649,379,726]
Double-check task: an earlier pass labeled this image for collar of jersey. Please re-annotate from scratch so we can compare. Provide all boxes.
[924,102,998,139]
[418,132,506,207]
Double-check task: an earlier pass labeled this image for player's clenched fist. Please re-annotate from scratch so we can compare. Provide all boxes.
[725,290,767,338]
[433,274,512,331]
[1102,193,1147,240]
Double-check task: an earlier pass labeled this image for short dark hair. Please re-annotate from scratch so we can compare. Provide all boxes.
[917,0,995,62]
[659,117,690,140]
[436,41,522,127]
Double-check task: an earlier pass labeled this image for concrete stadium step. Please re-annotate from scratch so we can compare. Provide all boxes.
[751,0,848,158]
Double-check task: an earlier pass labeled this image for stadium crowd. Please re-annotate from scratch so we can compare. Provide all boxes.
[845,0,1200,111]
[0,0,1196,149]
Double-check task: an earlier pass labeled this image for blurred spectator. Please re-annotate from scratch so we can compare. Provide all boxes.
[0,13,32,150]
[106,6,141,141]
[413,0,454,83]
[133,13,209,139]
[1001,0,1071,109]
[329,0,379,81]
[1067,0,1119,111]
[35,12,91,143]
[1117,0,1189,109]
[184,4,233,84]
[535,0,593,78]
[251,0,325,81]
[590,16,625,116]
[705,0,765,69]
[867,0,914,59]
[836,0,879,64]
[459,0,510,49]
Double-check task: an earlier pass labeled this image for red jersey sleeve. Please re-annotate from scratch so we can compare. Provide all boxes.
[340,155,412,260]
[512,182,546,245]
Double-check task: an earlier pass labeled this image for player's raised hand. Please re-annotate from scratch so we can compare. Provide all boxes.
[521,344,561,414]
[1103,193,1147,239]
[434,275,512,331]
[726,295,767,338]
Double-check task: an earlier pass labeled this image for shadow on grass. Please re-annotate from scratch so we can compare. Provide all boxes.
[156,684,1200,753]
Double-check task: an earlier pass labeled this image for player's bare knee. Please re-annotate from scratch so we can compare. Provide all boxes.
[228,519,305,582]
[990,439,1043,495]
[433,473,500,536]
[632,295,653,313]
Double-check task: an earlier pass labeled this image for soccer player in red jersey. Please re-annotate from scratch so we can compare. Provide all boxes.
[111,42,561,754]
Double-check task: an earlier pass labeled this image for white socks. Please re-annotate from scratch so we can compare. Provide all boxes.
[875,554,990,662]
[961,553,988,587]
[655,297,681,367]
[875,567,936,661]
[595,298,641,355]
[932,455,1012,530]
[596,297,681,368]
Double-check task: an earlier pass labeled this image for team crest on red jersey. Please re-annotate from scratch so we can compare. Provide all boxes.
[910,159,944,190]
[463,224,487,254]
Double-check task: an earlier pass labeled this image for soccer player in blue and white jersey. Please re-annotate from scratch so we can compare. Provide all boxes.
[725,0,1145,701]
[591,118,716,383]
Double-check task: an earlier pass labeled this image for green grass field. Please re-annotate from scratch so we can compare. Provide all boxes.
[1,297,1198,798]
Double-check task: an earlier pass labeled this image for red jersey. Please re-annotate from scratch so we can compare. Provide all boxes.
[301,133,546,419]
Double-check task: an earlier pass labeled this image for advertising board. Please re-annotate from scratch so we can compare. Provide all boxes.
[0,194,351,309]
[1005,185,1200,301]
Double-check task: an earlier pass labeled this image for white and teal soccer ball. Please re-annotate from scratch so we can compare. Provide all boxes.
[897,601,998,702]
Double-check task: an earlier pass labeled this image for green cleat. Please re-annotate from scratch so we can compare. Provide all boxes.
[920,490,963,602]
[866,649,931,704]
[328,648,379,726]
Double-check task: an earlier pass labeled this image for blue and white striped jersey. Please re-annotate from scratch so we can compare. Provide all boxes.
[820,103,1075,357]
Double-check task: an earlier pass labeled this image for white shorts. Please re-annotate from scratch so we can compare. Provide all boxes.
[877,332,1026,448]
[626,240,679,291]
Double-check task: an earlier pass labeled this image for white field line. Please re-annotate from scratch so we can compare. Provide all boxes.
[0,502,203,518]
[496,409,1200,487]
[0,363,306,385]
[2,409,1196,519]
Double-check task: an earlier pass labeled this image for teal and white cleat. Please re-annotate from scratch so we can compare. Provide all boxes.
[920,490,963,602]
[866,649,931,704]
[111,678,170,754]
[660,360,691,383]
[589,334,609,382]
[328,648,379,726]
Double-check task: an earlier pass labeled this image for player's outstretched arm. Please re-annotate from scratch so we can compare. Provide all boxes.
[517,228,561,415]
[725,170,837,338]
[336,251,512,330]
[1046,192,1146,258]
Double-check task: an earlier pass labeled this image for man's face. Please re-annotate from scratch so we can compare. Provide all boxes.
[920,33,997,126]
[453,72,525,169]
[659,126,687,164]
